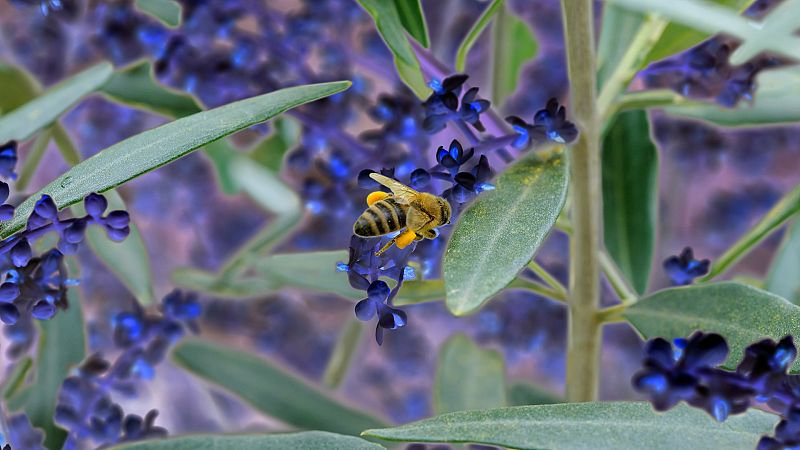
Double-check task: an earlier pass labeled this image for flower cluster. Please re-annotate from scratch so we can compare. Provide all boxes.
[0,192,130,326]
[423,74,490,133]
[338,235,413,345]
[641,34,783,107]
[634,332,800,449]
[662,247,710,285]
[506,98,579,148]
[55,290,200,449]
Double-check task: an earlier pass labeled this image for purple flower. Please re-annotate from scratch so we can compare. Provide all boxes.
[663,247,710,285]
[506,98,578,148]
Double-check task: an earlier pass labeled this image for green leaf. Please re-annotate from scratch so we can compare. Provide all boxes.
[643,0,754,64]
[766,221,800,304]
[507,382,563,406]
[324,319,363,389]
[393,0,429,47]
[602,110,658,295]
[394,279,445,306]
[701,183,800,281]
[255,251,363,300]
[609,0,800,63]
[624,282,800,371]
[171,267,281,298]
[363,402,776,450]
[73,190,155,305]
[172,340,387,435]
[9,288,86,450]
[491,6,538,107]
[394,56,430,99]
[0,63,41,113]
[444,148,568,316]
[135,0,182,28]
[101,61,202,119]
[0,81,350,240]
[2,357,33,400]
[357,0,428,98]
[52,123,81,166]
[0,62,113,144]
[665,67,800,126]
[108,431,384,450]
[250,117,301,171]
[597,5,645,87]
[16,128,52,191]
[434,335,506,414]
[100,61,251,195]
[455,0,504,72]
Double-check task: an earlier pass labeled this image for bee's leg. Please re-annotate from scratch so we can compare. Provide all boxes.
[375,238,396,256]
[395,229,417,249]
[366,191,390,206]
[422,229,439,239]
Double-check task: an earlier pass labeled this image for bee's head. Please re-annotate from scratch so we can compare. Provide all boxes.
[437,197,452,225]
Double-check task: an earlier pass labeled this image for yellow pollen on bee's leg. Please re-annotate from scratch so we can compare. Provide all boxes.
[395,229,417,249]
[366,191,390,206]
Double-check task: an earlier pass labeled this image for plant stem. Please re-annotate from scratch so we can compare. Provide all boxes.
[596,14,667,123]
[561,0,602,402]
[596,303,628,324]
[528,260,568,298]
[508,278,567,303]
[599,251,637,304]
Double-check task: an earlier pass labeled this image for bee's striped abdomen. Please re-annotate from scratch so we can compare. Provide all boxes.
[354,197,407,237]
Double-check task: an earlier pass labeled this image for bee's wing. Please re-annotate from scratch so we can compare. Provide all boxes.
[369,173,419,205]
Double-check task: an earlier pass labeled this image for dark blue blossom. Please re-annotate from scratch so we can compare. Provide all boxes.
[56,291,197,449]
[6,412,45,450]
[635,333,800,446]
[641,35,784,107]
[506,98,578,148]
[436,140,475,171]
[0,141,18,180]
[355,280,408,345]
[663,247,710,285]
[443,155,495,204]
[458,87,490,132]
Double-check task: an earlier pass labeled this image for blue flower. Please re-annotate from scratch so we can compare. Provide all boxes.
[354,280,407,345]
[458,87,490,132]
[663,247,710,285]
[6,413,44,450]
[0,141,18,180]
[506,98,578,148]
[423,74,468,133]
[444,155,494,204]
[436,139,474,171]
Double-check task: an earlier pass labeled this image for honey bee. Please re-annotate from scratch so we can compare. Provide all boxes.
[354,173,452,255]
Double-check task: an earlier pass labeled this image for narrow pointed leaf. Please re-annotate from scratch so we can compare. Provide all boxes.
[434,335,506,414]
[393,0,429,47]
[602,111,658,294]
[135,0,182,28]
[491,7,538,106]
[8,288,86,450]
[624,282,800,371]
[0,62,113,143]
[507,382,563,406]
[701,183,800,281]
[101,61,201,119]
[597,5,645,87]
[444,148,568,316]
[0,63,40,113]
[324,319,363,388]
[255,251,363,300]
[363,402,776,450]
[172,340,387,435]
[109,432,384,450]
[455,0,504,72]
[249,117,301,171]
[357,0,428,98]
[766,220,800,304]
[0,81,351,240]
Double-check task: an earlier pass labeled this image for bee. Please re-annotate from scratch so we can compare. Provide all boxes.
[354,173,452,256]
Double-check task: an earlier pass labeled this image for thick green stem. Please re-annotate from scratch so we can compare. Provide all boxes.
[561,0,602,402]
